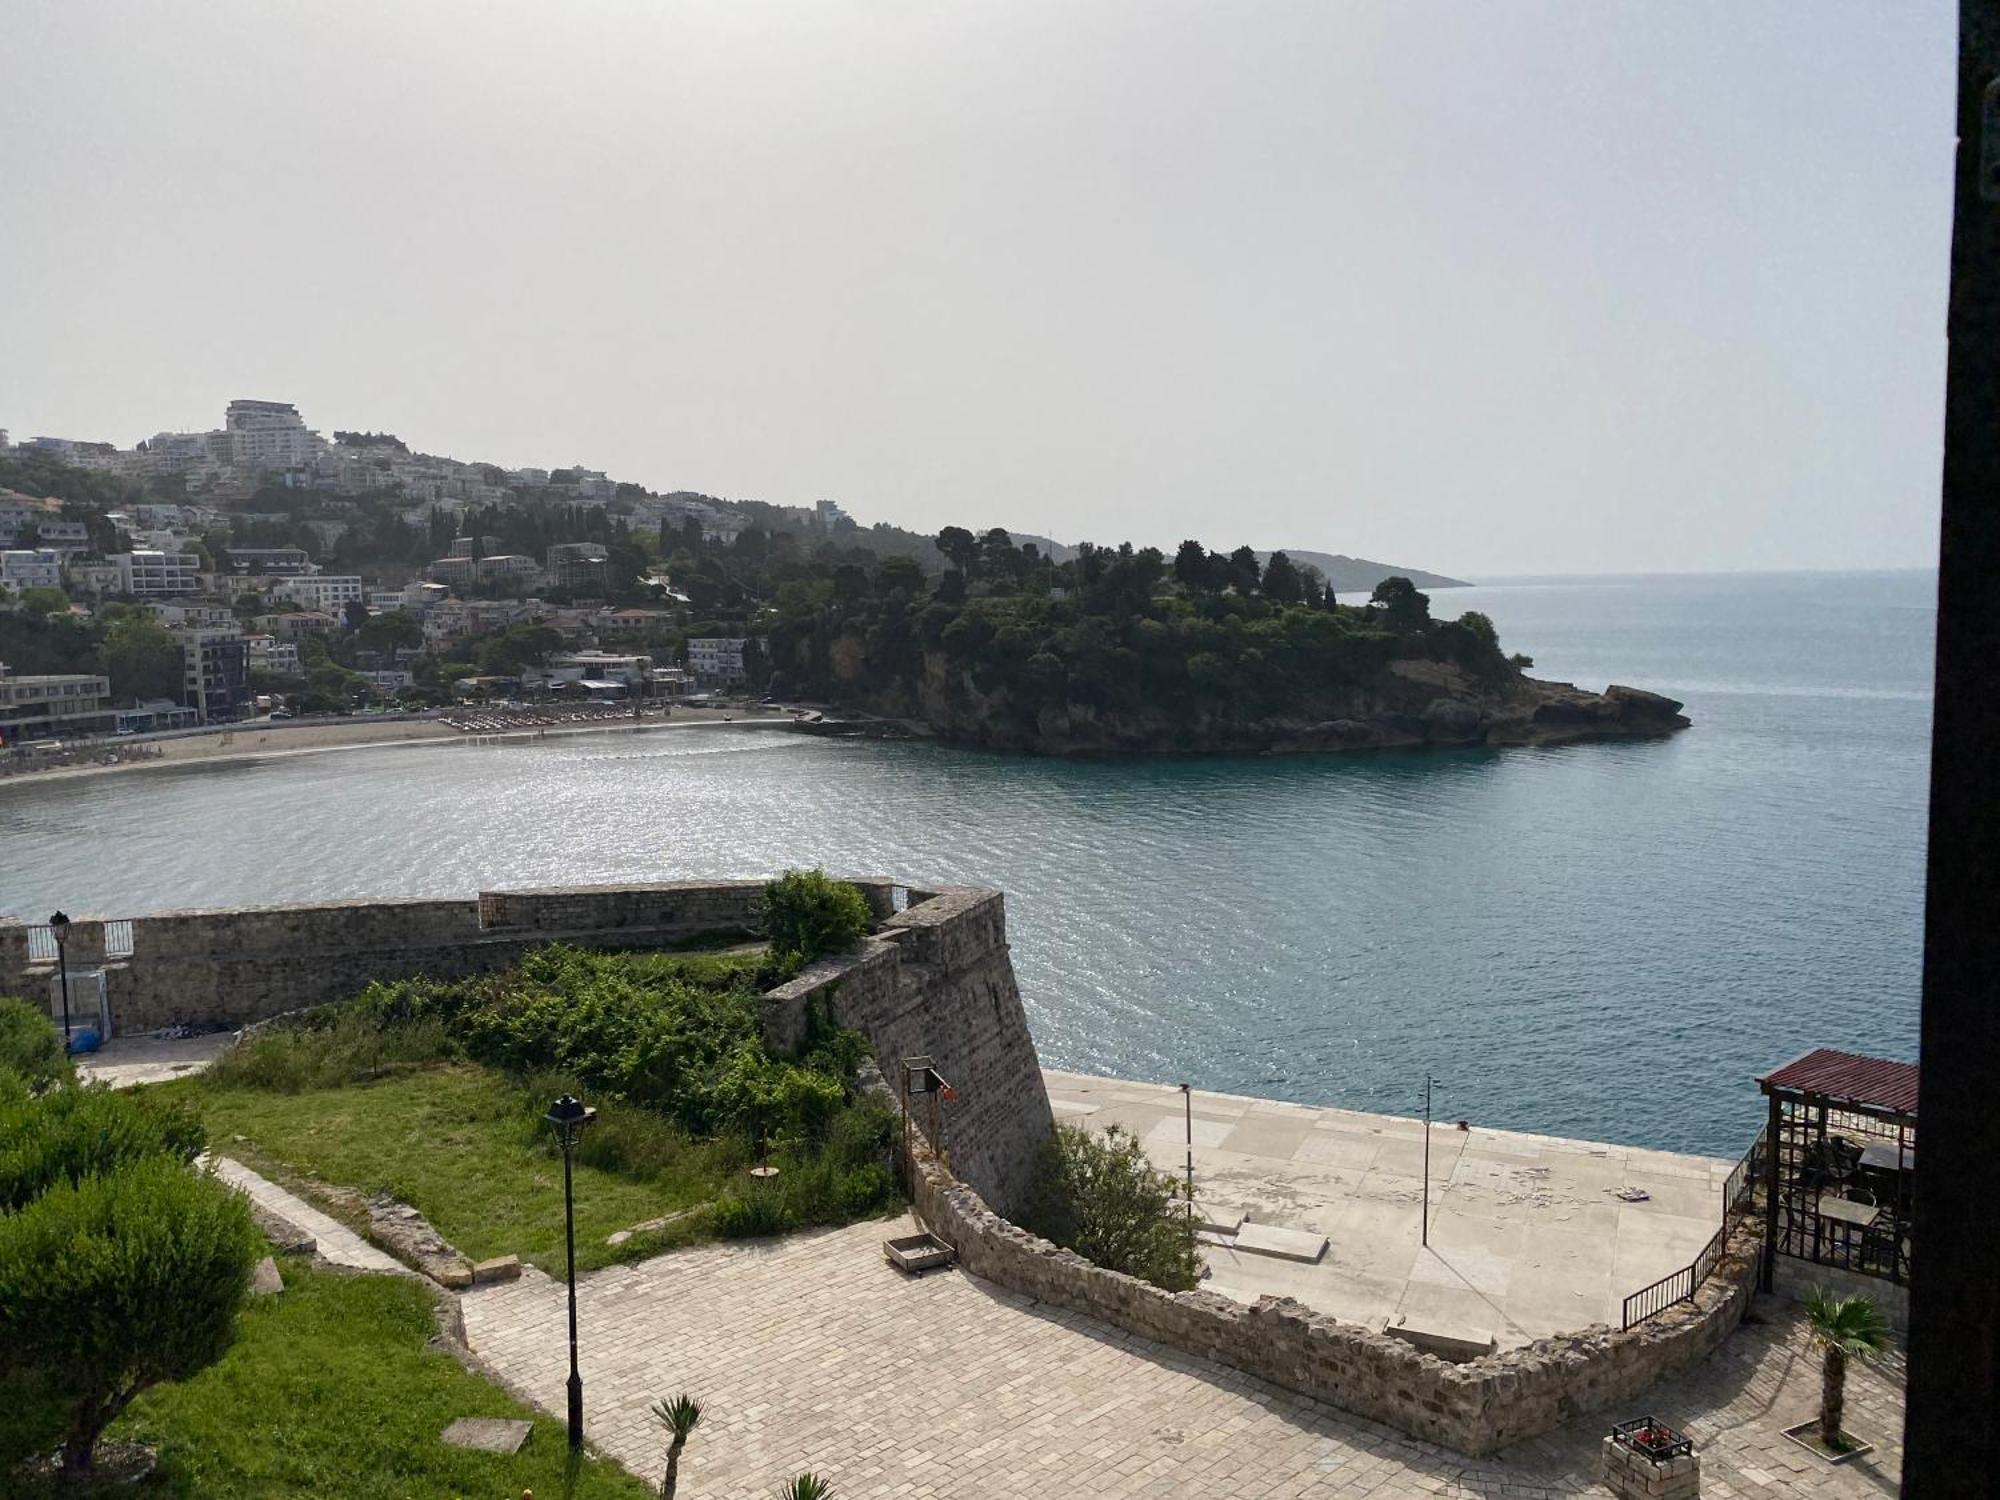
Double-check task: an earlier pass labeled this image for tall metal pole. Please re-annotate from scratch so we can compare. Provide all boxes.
[562,1134,583,1451]
[53,932,72,1046]
[1180,1082,1194,1227]
[1421,1073,1435,1247]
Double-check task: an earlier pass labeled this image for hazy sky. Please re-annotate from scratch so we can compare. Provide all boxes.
[1,1,1955,575]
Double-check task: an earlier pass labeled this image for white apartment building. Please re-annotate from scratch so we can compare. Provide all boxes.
[0,550,63,594]
[149,602,237,631]
[271,575,364,614]
[686,637,750,686]
[225,399,315,470]
[0,497,62,546]
[113,550,202,598]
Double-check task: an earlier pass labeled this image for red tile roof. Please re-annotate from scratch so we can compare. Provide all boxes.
[1758,1048,1919,1117]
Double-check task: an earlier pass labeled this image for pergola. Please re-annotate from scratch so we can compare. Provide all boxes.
[1756,1047,1918,1290]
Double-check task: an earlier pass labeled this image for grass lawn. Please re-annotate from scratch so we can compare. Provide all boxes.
[92,1262,650,1498]
[173,1064,737,1274]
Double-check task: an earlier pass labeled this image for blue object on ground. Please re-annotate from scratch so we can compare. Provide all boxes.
[67,1027,102,1054]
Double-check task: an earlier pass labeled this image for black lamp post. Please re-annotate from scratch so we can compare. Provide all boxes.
[47,911,72,1050]
[544,1093,596,1451]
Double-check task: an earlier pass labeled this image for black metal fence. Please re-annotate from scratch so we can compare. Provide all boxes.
[1620,1127,1766,1331]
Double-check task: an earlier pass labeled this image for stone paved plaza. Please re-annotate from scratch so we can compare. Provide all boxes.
[1045,1070,1739,1350]
[462,1214,1904,1499]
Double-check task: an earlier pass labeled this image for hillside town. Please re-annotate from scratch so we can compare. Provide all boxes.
[0,400,809,754]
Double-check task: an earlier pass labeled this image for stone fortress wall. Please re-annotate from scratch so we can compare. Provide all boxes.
[0,879,1054,1218]
[1,878,1751,1454]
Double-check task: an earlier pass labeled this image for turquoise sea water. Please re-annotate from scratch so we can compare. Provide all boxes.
[0,571,1934,1156]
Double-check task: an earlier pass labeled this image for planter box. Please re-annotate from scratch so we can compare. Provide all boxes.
[883,1232,954,1275]
[1602,1433,1700,1500]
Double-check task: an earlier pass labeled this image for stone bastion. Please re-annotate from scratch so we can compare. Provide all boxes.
[0,878,1752,1454]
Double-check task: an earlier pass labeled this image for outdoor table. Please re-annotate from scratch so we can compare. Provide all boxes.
[1818,1194,1882,1228]
[1857,1142,1913,1173]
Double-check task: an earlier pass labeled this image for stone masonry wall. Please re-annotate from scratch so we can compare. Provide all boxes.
[0,879,899,1035]
[897,1118,1758,1457]
[764,885,1055,1218]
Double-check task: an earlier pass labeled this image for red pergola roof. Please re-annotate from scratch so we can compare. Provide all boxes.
[1757,1048,1919,1117]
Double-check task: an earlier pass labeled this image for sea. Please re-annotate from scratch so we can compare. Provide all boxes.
[0,571,1935,1158]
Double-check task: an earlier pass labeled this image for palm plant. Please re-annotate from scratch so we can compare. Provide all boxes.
[777,1475,834,1500]
[650,1393,703,1500]
[1804,1289,1891,1450]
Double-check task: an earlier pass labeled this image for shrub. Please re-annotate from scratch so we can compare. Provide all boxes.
[0,1155,258,1474]
[0,996,71,1095]
[757,870,872,969]
[0,1082,205,1212]
[1022,1124,1201,1292]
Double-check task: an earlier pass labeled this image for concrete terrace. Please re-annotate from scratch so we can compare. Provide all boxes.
[1044,1069,1736,1351]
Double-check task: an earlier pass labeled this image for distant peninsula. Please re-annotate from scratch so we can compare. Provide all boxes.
[1261,549,1469,594]
[772,531,1687,756]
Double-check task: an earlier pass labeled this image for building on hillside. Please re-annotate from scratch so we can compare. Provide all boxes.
[180,629,250,724]
[271,575,364,614]
[251,610,339,640]
[113,549,202,598]
[360,669,414,693]
[546,541,611,590]
[64,561,123,599]
[815,498,852,529]
[0,662,115,744]
[243,635,304,676]
[591,606,678,641]
[686,637,750,687]
[0,495,62,546]
[148,602,237,631]
[0,549,64,595]
[445,535,502,560]
[223,547,314,577]
[224,399,315,470]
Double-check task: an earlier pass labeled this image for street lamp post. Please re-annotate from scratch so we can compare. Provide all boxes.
[47,911,72,1051]
[544,1094,597,1451]
[1420,1073,1442,1247]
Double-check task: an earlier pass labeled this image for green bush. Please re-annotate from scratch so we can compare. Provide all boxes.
[1023,1124,1201,1292]
[0,1083,206,1212]
[0,1155,258,1474]
[757,870,872,969]
[0,997,71,1095]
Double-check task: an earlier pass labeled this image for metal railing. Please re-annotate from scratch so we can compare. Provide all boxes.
[1621,1127,1766,1331]
[25,925,56,962]
[104,919,133,958]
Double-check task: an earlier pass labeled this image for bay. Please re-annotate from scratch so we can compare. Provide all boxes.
[0,570,1934,1156]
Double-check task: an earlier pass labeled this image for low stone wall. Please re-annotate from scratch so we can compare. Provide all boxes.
[898,1122,1758,1457]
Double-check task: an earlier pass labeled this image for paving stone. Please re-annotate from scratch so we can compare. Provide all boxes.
[439,1417,533,1454]
[472,1255,521,1285]
[461,1215,1903,1499]
[1234,1221,1328,1263]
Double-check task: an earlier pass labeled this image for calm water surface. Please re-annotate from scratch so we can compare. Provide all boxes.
[0,571,1934,1156]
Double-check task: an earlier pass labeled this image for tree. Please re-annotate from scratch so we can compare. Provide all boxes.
[12,586,69,621]
[757,870,871,968]
[1369,575,1430,629]
[1262,551,1303,605]
[0,997,71,1095]
[651,1392,703,1500]
[1227,545,1261,594]
[934,526,978,577]
[1456,610,1499,649]
[1173,539,1210,592]
[98,611,183,704]
[1023,1123,1200,1291]
[0,1155,257,1474]
[1804,1289,1891,1451]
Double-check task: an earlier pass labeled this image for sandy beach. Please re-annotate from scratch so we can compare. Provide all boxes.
[0,707,797,790]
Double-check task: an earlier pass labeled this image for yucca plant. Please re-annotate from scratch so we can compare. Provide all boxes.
[650,1392,703,1500]
[777,1474,834,1500]
[1804,1289,1891,1450]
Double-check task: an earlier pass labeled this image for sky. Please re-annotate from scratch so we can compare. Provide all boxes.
[0,1,1957,576]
